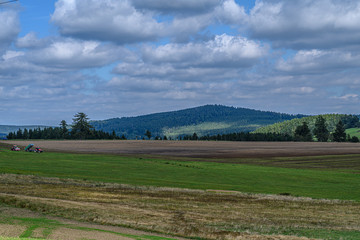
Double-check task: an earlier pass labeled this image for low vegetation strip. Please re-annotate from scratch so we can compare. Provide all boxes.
[0,148,360,201]
[0,175,359,239]
[0,204,183,240]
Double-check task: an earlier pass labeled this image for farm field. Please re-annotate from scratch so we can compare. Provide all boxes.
[5,140,360,158]
[1,140,360,239]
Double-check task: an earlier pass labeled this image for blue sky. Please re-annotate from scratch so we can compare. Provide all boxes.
[1,0,360,125]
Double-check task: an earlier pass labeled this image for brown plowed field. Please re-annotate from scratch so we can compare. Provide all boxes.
[4,140,360,158]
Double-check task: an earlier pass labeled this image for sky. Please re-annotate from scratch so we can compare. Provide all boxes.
[1,0,360,125]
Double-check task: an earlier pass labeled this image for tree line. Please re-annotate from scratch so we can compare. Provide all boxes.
[7,113,359,142]
[7,112,126,140]
[293,116,359,142]
[179,117,359,142]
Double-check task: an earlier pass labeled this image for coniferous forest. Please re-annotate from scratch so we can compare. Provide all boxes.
[7,112,126,140]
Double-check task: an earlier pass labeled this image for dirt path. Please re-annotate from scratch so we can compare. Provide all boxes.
[0,200,185,240]
[4,140,360,158]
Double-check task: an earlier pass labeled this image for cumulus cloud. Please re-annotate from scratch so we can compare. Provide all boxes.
[16,32,49,49]
[131,0,221,15]
[15,35,131,70]
[108,77,172,92]
[110,34,267,92]
[28,38,126,69]
[0,10,20,52]
[277,49,360,74]
[142,34,267,68]
[272,86,315,94]
[51,0,248,44]
[249,0,360,49]
[4,0,360,125]
[214,0,247,24]
[51,0,165,44]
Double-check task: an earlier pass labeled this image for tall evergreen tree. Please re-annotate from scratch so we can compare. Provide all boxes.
[23,128,29,139]
[313,116,329,142]
[332,120,346,142]
[60,120,69,139]
[71,112,93,139]
[294,122,312,141]
[16,129,23,139]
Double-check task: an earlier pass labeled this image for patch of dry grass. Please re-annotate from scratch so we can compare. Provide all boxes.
[0,174,359,239]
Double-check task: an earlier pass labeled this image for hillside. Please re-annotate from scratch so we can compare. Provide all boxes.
[91,105,305,139]
[253,114,360,135]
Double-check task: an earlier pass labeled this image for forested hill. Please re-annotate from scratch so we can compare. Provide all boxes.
[91,105,305,139]
[0,125,47,137]
[253,114,360,135]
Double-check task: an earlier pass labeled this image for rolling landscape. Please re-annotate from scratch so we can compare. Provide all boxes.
[91,105,306,139]
[1,105,307,139]
[1,105,360,239]
[2,0,360,240]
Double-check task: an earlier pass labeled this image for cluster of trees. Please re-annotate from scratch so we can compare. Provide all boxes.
[181,132,293,141]
[254,114,360,135]
[178,116,359,142]
[294,116,359,142]
[7,113,126,140]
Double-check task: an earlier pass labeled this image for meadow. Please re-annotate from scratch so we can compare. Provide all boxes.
[346,128,360,138]
[0,141,360,239]
[1,149,360,200]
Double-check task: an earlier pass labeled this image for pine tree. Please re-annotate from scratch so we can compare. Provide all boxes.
[332,120,346,142]
[313,116,329,142]
[71,112,93,139]
[294,122,312,141]
[60,120,68,139]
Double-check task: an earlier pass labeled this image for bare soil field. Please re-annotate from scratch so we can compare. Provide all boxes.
[4,140,360,158]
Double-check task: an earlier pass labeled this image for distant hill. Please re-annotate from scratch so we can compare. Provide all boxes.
[253,114,360,135]
[0,125,48,136]
[91,105,305,139]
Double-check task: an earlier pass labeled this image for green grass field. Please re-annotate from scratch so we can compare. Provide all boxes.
[1,149,360,201]
[346,128,360,138]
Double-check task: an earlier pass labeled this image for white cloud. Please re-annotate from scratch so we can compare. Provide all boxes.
[108,77,172,92]
[214,0,247,24]
[249,0,360,49]
[51,0,249,44]
[277,49,360,74]
[26,37,128,69]
[0,10,20,52]
[51,0,165,44]
[334,94,359,101]
[16,32,48,48]
[2,50,24,61]
[272,87,315,94]
[131,0,221,15]
[142,34,267,68]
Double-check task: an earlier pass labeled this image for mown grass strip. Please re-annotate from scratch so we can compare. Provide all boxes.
[0,238,45,240]
[0,215,180,240]
[0,150,360,201]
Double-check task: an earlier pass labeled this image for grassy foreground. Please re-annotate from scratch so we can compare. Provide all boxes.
[0,175,359,240]
[0,211,178,240]
[0,149,360,201]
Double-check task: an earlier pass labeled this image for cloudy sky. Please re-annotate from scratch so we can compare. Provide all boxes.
[1,0,360,125]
